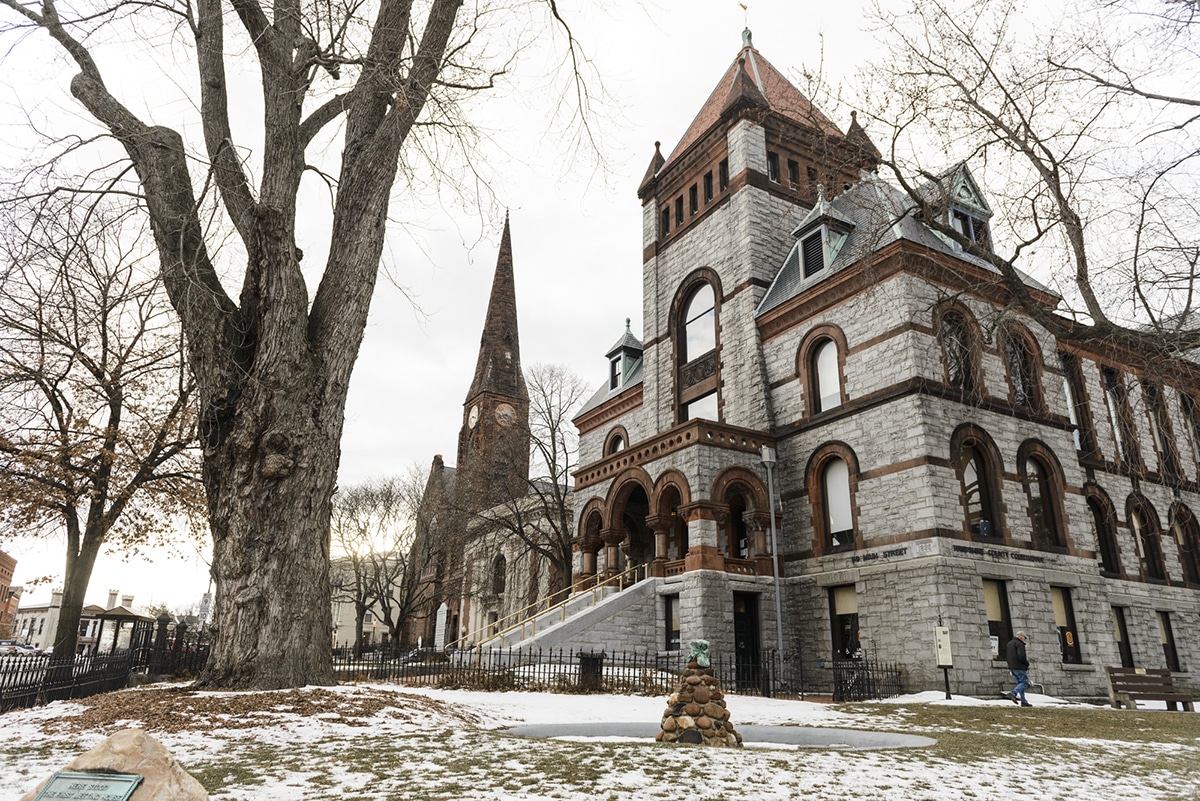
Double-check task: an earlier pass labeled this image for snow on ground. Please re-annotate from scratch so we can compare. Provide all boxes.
[3,683,1196,800]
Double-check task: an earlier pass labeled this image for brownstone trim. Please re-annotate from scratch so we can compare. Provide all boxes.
[933,300,987,401]
[804,441,863,556]
[1084,483,1124,578]
[796,323,849,419]
[1167,501,1200,586]
[603,425,630,457]
[847,320,932,356]
[1016,439,1075,554]
[950,423,1009,545]
[998,322,1046,413]
[574,384,643,436]
[1125,493,1169,583]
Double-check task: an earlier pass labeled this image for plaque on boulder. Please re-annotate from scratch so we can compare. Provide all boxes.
[33,772,142,801]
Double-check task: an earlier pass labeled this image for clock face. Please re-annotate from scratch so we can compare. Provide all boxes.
[468,404,479,428]
[495,403,516,426]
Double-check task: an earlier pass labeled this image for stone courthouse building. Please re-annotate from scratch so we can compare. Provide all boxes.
[562,29,1200,697]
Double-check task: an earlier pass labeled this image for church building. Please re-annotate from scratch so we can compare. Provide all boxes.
[561,29,1200,697]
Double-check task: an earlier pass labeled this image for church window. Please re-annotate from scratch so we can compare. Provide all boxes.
[704,171,714,203]
[823,458,853,548]
[767,151,780,182]
[682,283,716,362]
[675,196,684,228]
[492,555,507,595]
[1102,368,1139,467]
[689,184,698,216]
[801,232,824,277]
[1169,505,1200,585]
[1089,490,1122,576]
[1060,351,1096,455]
[1003,330,1039,409]
[954,429,1002,540]
[812,339,841,413]
[1129,499,1167,581]
[719,159,729,191]
[1021,451,1062,549]
[940,309,975,393]
[682,391,718,422]
[787,158,799,186]
[1143,382,1181,482]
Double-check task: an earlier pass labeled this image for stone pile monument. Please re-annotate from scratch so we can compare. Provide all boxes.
[657,640,742,747]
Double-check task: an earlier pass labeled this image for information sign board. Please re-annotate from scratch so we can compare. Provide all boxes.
[934,625,953,668]
[33,771,143,801]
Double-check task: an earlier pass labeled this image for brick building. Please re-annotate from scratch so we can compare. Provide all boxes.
[558,29,1200,698]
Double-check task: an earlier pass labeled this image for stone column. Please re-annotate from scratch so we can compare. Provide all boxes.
[679,502,727,572]
[600,527,626,578]
[646,515,674,577]
[751,512,774,575]
[572,534,602,588]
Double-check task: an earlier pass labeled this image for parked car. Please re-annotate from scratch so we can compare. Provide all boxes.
[0,640,36,656]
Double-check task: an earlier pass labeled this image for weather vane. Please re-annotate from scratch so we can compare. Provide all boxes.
[739,2,748,26]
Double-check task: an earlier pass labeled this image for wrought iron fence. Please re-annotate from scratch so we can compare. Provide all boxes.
[0,653,135,713]
[334,647,820,699]
[831,658,904,702]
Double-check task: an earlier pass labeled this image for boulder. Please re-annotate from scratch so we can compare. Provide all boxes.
[21,728,208,801]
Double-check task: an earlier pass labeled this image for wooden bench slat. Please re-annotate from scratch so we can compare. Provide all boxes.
[1106,665,1195,712]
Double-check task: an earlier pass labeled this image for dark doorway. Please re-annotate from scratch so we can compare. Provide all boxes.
[733,592,762,691]
[1112,606,1134,668]
[619,485,653,574]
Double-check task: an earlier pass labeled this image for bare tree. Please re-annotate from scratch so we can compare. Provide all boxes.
[0,0,597,687]
[0,197,202,663]
[862,0,1200,370]
[467,363,587,606]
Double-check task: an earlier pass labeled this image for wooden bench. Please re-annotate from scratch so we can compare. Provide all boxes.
[1105,666,1195,711]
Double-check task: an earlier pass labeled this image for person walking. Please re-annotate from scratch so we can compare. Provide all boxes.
[1003,632,1033,707]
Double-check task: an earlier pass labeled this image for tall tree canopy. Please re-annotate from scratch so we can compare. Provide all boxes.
[0,198,202,661]
[0,0,595,688]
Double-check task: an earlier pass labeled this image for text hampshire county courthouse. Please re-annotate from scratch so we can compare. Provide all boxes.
[431,29,1199,699]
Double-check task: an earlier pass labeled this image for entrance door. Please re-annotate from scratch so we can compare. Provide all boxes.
[733,592,762,691]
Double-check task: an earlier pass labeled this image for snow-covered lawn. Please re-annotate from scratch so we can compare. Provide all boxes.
[4,683,1198,800]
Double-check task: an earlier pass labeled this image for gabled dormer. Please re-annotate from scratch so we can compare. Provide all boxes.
[920,163,994,253]
[606,318,644,391]
[790,185,855,279]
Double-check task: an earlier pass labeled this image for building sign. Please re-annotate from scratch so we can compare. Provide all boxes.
[849,547,909,565]
[34,772,142,801]
[951,545,1046,564]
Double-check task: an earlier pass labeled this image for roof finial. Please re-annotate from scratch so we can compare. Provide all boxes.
[625,317,632,333]
[742,26,753,49]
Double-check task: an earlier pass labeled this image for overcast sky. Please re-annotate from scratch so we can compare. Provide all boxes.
[4,0,884,611]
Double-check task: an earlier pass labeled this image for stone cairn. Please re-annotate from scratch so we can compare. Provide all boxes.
[657,640,743,747]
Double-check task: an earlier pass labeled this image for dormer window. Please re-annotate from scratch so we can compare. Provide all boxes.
[609,356,621,390]
[801,232,824,277]
[952,210,991,250]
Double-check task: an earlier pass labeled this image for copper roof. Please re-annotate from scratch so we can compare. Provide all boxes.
[663,30,844,170]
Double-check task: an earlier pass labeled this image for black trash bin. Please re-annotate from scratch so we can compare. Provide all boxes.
[577,650,605,691]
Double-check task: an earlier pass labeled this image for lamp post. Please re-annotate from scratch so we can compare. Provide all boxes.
[761,445,786,674]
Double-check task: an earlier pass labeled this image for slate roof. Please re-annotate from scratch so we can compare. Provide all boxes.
[576,359,644,419]
[662,29,844,172]
[756,172,1056,316]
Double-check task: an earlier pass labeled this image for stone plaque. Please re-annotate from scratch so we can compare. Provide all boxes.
[33,771,143,801]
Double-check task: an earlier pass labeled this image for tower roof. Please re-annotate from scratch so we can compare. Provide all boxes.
[662,28,843,171]
[466,215,528,403]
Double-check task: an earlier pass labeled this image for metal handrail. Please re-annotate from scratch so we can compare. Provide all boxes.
[451,562,651,655]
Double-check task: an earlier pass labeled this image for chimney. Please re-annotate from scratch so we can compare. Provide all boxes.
[107,590,118,609]
[121,595,134,609]
[51,589,63,607]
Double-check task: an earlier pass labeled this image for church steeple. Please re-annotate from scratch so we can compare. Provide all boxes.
[466,214,526,402]
[456,214,530,510]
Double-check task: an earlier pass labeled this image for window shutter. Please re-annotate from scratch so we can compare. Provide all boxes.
[802,232,824,277]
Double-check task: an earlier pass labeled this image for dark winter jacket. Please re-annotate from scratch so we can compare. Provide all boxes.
[1006,637,1029,671]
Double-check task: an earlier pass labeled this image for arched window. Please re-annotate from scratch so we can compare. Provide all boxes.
[1128,499,1167,581]
[605,427,628,456]
[960,444,997,538]
[940,309,975,392]
[1019,446,1064,549]
[812,339,841,413]
[808,444,858,551]
[1004,329,1040,409]
[682,283,716,363]
[1169,505,1200,585]
[725,489,751,559]
[823,458,854,548]
[491,555,507,595]
[1087,489,1122,576]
